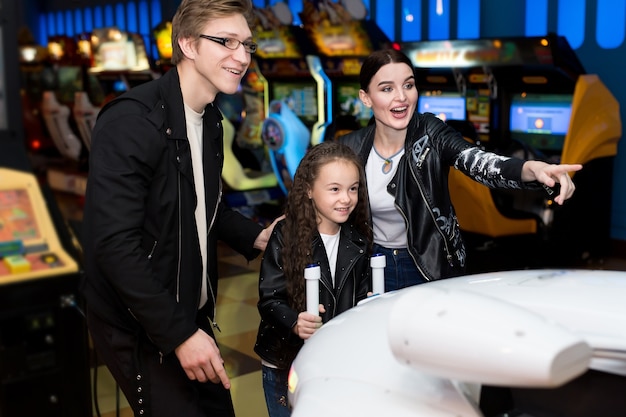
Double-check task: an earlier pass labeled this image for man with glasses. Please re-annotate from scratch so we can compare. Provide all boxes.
[82,1,278,416]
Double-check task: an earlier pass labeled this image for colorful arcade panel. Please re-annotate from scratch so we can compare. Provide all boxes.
[300,0,391,140]
[0,166,90,417]
[0,168,78,283]
[253,3,321,195]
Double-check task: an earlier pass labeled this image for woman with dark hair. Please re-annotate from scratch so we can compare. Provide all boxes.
[255,141,372,417]
[340,48,582,290]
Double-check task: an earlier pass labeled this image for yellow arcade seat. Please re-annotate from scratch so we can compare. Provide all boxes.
[221,115,279,191]
[447,120,538,238]
[560,74,621,167]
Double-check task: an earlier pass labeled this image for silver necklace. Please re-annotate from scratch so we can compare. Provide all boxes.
[373,146,403,174]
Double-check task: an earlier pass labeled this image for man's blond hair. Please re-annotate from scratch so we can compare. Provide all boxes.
[170,0,254,64]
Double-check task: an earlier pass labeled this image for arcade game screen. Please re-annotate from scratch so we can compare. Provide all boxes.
[0,187,66,277]
[336,82,372,127]
[418,94,467,121]
[0,168,79,281]
[272,82,318,125]
[509,93,573,151]
[90,27,151,72]
[0,189,41,243]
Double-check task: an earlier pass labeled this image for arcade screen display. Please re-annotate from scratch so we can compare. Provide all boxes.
[90,28,150,72]
[509,93,572,151]
[272,82,318,125]
[0,189,41,246]
[336,82,372,127]
[418,94,467,121]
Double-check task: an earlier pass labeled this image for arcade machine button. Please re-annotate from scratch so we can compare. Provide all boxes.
[3,254,32,274]
[40,253,61,267]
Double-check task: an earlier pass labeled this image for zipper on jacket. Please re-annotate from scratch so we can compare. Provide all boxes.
[416,147,431,168]
[318,278,337,318]
[176,152,182,303]
[205,179,223,332]
[147,240,158,260]
[407,156,454,274]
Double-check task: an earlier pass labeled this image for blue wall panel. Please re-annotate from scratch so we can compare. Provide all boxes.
[428,0,450,40]
[525,0,548,36]
[596,0,625,49]
[557,0,585,48]
[376,0,396,42]
[480,0,524,37]
[401,0,422,41]
[457,0,480,39]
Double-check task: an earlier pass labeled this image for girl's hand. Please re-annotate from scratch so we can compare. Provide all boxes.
[294,304,326,340]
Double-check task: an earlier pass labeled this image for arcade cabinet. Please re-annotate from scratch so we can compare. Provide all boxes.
[20,35,91,164]
[41,90,89,197]
[0,169,90,417]
[19,34,97,196]
[89,26,157,100]
[17,29,59,160]
[1,3,91,414]
[216,90,283,208]
[252,3,325,195]
[299,0,391,140]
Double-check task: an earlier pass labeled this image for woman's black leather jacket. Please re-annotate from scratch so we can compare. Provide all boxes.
[340,111,528,281]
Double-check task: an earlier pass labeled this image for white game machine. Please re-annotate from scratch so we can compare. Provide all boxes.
[289,267,626,416]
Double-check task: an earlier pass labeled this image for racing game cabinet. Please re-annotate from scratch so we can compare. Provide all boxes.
[448,73,621,269]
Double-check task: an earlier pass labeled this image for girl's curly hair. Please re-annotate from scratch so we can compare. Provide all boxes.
[282,141,372,312]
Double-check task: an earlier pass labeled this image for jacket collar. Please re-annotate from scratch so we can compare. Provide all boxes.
[157,68,188,141]
[313,223,368,290]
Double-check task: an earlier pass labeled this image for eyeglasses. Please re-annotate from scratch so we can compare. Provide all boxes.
[198,34,257,54]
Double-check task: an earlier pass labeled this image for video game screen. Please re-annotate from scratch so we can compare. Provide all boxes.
[336,82,372,127]
[418,94,467,121]
[90,28,150,72]
[272,82,318,125]
[509,93,573,151]
[0,189,41,244]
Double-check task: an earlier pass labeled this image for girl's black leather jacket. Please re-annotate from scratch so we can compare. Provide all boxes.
[340,111,528,281]
[254,220,370,369]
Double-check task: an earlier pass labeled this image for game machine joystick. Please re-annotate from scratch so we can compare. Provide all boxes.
[261,100,311,195]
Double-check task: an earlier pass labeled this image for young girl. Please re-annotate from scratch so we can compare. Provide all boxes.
[254,141,373,417]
